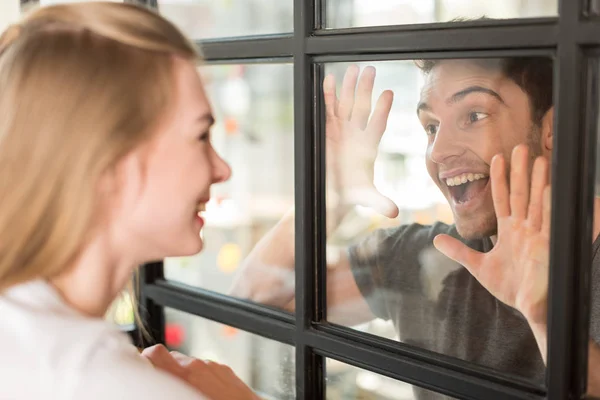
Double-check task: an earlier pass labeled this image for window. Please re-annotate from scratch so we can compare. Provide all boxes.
[325,0,557,29]
[165,309,295,400]
[325,359,458,399]
[136,1,599,399]
[158,0,293,39]
[323,57,555,386]
[164,63,294,300]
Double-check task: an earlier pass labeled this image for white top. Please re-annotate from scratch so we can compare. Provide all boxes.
[0,280,205,400]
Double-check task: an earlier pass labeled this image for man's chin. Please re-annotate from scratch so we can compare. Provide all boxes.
[454,217,497,241]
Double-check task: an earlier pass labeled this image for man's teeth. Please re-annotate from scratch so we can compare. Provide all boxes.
[197,203,206,212]
[445,173,487,187]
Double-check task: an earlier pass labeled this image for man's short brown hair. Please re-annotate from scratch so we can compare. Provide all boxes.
[414,57,553,126]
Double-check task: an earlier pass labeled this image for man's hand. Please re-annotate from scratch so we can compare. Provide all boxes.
[433,144,551,326]
[141,345,261,400]
[432,145,600,393]
[325,65,399,224]
[230,65,396,309]
[229,65,397,309]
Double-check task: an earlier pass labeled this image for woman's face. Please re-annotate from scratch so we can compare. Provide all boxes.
[110,58,231,262]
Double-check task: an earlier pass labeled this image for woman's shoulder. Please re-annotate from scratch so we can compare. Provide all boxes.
[0,280,132,397]
[0,280,204,399]
[0,279,126,350]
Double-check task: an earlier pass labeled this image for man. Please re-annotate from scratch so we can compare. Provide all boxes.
[230,57,600,397]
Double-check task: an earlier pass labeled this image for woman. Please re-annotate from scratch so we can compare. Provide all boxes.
[0,2,260,399]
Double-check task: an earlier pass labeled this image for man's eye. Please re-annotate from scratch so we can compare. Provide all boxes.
[425,124,439,136]
[468,112,488,123]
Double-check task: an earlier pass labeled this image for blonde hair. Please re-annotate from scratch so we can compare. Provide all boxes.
[0,2,199,292]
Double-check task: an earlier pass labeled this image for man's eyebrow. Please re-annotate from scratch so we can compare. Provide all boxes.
[447,85,505,105]
[416,85,505,117]
[416,101,431,116]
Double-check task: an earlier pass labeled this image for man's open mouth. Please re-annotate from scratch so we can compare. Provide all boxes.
[445,173,489,204]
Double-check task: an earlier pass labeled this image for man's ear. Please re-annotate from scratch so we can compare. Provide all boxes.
[541,107,554,151]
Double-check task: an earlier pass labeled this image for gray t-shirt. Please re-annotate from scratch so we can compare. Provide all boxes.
[349,222,600,399]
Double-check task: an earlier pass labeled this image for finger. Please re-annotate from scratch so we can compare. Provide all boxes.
[433,234,484,275]
[283,298,295,313]
[527,156,549,230]
[366,89,393,142]
[180,359,214,388]
[170,354,215,385]
[169,351,190,363]
[344,187,399,218]
[141,345,187,377]
[509,145,530,219]
[206,361,235,380]
[338,65,359,120]
[323,74,338,119]
[350,66,375,130]
[169,351,204,368]
[206,362,240,390]
[490,154,510,219]
[541,185,552,236]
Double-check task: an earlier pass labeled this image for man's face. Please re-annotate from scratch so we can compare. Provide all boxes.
[418,60,544,240]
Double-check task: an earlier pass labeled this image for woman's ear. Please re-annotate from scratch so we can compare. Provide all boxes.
[541,107,554,152]
[97,166,119,203]
[96,150,144,222]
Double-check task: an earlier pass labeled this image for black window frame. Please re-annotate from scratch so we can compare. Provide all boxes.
[132,0,600,398]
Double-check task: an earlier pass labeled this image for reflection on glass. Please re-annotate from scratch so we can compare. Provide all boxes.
[158,0,293,39]
[164,308,295,400]
[326,358,455,400]
[324,58,554,383]
[164,63,294,304]
[325,0,556,29]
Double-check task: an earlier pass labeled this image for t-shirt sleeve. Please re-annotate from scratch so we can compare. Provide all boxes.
[347,222,460,321]
[70,330,206,400]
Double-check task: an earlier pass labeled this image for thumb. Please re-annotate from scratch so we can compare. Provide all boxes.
[344,187,399,218]
[433,234,483,274]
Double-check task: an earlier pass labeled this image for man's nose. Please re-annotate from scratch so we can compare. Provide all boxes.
[428,125,465,164]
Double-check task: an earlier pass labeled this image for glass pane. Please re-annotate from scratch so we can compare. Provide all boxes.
[588,59,600,398]
[38,0,122,4]
[326,358,456,399]
[325,0,557,29]
[164,308,295,400]
[158,0,293,40]
[323,58,553,384]
[590,0,600,16]
[164,63,294,310]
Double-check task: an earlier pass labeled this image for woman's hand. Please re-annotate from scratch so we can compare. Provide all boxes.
[141,344,262,400]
